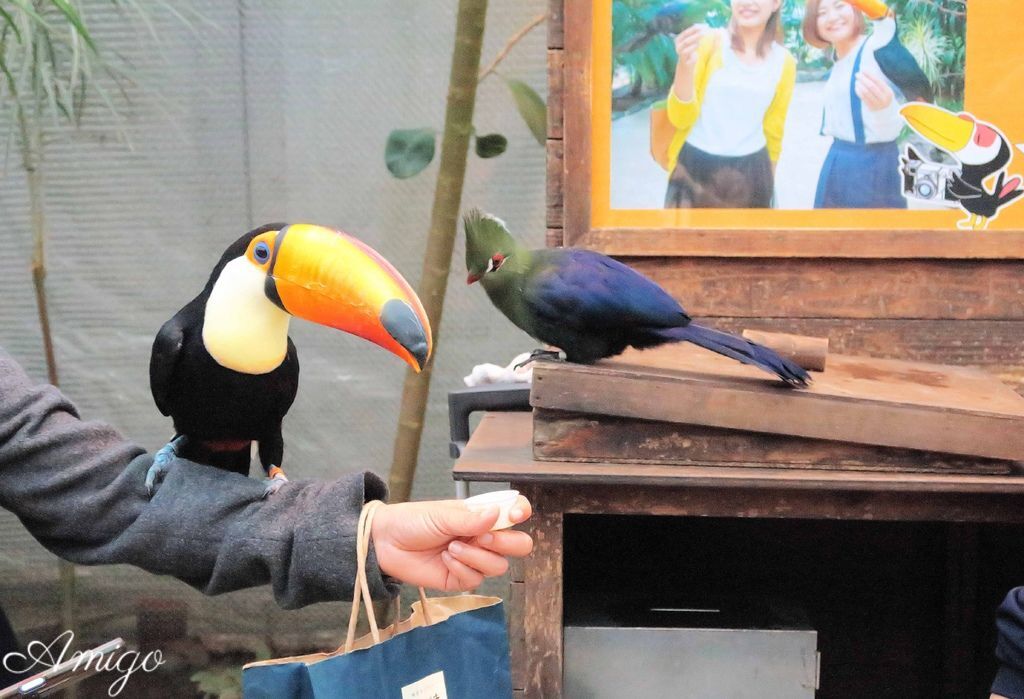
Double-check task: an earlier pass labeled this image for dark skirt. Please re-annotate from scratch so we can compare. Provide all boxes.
[814,139,907,209]
[664,143,774,209]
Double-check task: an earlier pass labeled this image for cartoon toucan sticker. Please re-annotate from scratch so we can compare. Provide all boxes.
[900,103,1024,230]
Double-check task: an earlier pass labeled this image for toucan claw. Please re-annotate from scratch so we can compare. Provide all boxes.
[147,435,189,498]
[261,466,289,498]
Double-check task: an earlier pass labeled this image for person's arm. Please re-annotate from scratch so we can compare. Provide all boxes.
[856,70,903,142]
[993,588,1024,698]
[666,30,717,131]
[763,52,796,165]
[0,347,394,609]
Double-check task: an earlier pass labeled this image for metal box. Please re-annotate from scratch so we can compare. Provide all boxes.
[564,624,818,698]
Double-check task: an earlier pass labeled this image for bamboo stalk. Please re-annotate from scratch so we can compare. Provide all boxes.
[388,0,489,503]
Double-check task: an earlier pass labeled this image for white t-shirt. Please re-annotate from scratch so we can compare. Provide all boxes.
[686,36,788,157]
[820,26,903,144]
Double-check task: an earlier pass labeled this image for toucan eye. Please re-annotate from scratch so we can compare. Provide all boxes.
[254,241,270,263]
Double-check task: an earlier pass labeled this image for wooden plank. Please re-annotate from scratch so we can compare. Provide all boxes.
[623,258,1024,320]
[705,318,1024,387]
[517,484,563,698]
[546,138,563,230]
[531,346,1024,461]
[547,0,563,49]
[533,409,1016,474]
[574,228,1024,259]
[545,48,563,248]
[508,581,526,691]
[562,0,591,246]
[454,412,1024,495]
[509,556,524,584]
[547,49,563,140]
[556,483,1024,524]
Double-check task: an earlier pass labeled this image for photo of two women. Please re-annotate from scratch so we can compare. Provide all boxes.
[610,0,967,211]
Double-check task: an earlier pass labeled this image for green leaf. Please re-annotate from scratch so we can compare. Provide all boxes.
[505,78,546,146]
[385,127,436,179]
[47,0,99,54]
[0,5,22,43]
[475,132,507,158]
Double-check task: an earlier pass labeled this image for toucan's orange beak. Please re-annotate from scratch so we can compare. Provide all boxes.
[847,0,890,20]
[268,224,432,371]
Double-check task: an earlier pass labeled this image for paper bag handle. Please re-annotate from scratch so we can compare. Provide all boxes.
[343,500,433,654]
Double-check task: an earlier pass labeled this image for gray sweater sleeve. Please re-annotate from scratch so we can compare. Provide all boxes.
[0,347,398,609]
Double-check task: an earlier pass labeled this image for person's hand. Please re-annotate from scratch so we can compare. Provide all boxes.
[370,496,533,592]
[671,24,705,101]
[674,25,704,72]
[855,70,894,111]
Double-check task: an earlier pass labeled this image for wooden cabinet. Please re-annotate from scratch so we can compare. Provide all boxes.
[456,412,1024,697]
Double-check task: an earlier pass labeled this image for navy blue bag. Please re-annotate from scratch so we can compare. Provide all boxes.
[243,501,513,698]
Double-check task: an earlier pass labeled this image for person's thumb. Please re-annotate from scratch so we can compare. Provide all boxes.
[433,502,499,537]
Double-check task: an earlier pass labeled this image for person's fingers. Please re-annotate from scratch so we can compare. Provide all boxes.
[440,551,484,591]
[857,70,880,88]
[856,72,889,103]
[682,24,704,40]
[447,541,509,578]
[472,530,534,558]
[431,502,499,538]
[509,495,532,524]
[853,80,875,106]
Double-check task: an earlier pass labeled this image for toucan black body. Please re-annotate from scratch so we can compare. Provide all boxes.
[948,139,1023,219]
[147,222,431,496]
[150,295,298,475]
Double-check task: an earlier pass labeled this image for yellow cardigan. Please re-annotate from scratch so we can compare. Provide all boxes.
[665,32,796,171]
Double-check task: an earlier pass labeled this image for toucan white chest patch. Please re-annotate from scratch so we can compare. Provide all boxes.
[202,258,292,374]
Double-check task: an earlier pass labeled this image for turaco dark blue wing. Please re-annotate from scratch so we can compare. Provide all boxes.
[523,248,690,330]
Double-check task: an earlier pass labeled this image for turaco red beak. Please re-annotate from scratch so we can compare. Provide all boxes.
[247,224,432,371]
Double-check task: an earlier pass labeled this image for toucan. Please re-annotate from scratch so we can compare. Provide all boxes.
[147,223,431,496]
[847,0,932,102]
[900,103,1024,230]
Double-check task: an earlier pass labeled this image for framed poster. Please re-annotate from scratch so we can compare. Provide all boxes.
[564,0,1024,256]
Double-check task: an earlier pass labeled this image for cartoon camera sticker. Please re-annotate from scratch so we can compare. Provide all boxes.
[900,148,961,207]
[900,104,1024,230]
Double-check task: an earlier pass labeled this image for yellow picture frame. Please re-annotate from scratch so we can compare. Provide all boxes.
[563,0,1024,257]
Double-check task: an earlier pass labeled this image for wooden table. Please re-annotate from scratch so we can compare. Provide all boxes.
[455,411,1024,698]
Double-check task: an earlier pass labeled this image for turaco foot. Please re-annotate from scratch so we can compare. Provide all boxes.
[147,435,189,498]
[514,349,563,371]
[262,465,289,498]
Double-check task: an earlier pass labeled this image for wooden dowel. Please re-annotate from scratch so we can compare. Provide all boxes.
[742,329,829,372]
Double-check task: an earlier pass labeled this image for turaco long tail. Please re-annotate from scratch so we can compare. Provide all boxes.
[463,210,808,387]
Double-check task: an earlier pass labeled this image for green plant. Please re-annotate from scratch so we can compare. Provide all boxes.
[191,639,271,699]
[899,15,949,88]
[383,11,546,179]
